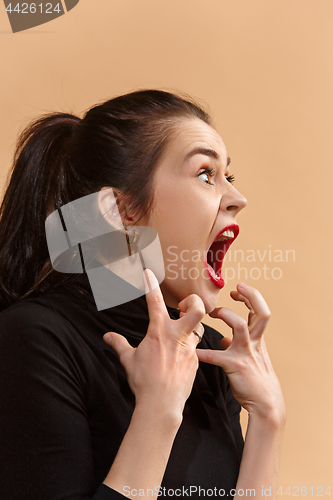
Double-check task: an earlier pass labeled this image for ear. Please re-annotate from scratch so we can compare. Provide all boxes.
[97,187,135,229]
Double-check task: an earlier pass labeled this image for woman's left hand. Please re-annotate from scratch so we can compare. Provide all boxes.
[196,282,285,421]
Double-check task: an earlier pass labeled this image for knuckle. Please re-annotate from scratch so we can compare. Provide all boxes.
[148,328,160,341]
[251,288,261,299]
[234,318,248,331]
[246,286,261,302]
[148,317,169,339]
[260,309,271,320]
[193,309,205,325]
[150,294,164,306]
[189,294,205,317]
[233,358,248,373]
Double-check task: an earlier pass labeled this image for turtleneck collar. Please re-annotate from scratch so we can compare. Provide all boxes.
[71,271,181,342]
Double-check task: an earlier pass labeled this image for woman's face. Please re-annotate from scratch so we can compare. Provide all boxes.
[139,117,248,313]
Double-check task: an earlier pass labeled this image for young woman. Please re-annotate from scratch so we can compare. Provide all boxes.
[0,90,285,500]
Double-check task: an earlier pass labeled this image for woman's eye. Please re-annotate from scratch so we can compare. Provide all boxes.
[198,169,214,184]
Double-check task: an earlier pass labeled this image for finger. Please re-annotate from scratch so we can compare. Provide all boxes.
[196,348,226,368]
[182,315,205,334]
[220,337,232,350]
[180,312,205,334]
[178,294,206,334]
[143,269,169,324]
[103,332,133,365]
[236,283,271,339]
[179,311,204,345]
[209,307,250,348]
[236,283,270,313]
[230,290,254,313]
[192,324,205,343]
[230,290,256,327]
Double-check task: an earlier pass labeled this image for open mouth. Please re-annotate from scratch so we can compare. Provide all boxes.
[205,224,239,289]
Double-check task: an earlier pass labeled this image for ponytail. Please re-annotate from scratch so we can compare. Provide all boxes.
[0,113,81,311]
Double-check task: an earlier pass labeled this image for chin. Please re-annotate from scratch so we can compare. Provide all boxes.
[203,298,219,315]
[165,278,221,316]
[195,284,221,315]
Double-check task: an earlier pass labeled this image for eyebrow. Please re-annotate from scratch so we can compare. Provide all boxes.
[184,147,231,167]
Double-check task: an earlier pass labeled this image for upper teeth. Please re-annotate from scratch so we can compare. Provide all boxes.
[215,229,234,241]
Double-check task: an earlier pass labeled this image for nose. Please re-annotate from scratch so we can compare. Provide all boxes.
[220,184,248,216]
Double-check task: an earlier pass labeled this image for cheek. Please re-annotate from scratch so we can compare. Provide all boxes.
[150,180,220,249]
[158,180,212,223]
[150,183,186,231]
[156,197,206,248]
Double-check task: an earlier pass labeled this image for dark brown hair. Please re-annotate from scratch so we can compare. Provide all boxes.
[0,89,211,311]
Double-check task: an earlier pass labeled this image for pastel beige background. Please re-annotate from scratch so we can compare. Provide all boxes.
[0,0,332,489]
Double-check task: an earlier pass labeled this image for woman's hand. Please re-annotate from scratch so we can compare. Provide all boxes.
[103,268,205,424]
[197,282,285,422]
[101,269,205,496]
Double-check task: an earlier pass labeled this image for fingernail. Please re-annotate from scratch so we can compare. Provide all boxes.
[238,282,247,289]
[103,333,113,344]
[143,268,158,293]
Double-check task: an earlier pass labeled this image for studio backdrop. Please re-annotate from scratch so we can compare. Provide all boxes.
[0,0,332,489]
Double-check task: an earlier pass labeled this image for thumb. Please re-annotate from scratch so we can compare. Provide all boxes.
[220,337,232,350]
[103,332,133,362]
[196,348,225,368]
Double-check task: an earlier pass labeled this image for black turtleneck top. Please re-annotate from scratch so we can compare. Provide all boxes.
[0,273,244,500]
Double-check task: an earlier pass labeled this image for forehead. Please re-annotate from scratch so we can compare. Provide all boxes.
[166,118,228,166]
